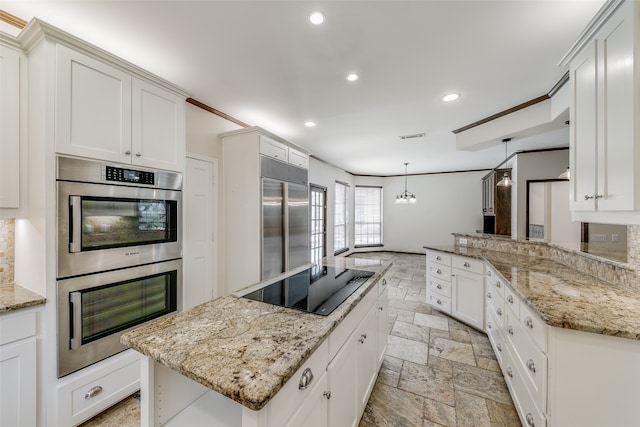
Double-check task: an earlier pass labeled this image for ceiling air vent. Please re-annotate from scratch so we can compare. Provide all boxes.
[399,132,426,140]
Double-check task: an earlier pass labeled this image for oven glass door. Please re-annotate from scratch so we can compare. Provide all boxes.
[72,196,178,252]
[57,259,182,377]
[71,271,177,348]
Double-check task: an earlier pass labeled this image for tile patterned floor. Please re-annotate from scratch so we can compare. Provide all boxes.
[81,252,521,427]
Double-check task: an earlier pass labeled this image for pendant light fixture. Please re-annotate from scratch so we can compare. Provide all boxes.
[496,138,514,187]
[395,162,417,204]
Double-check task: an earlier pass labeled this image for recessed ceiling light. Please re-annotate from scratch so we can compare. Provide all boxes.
[304,121,316,127]
[442,93,461,102]
[346,73,359,82]
[309,11,325,25]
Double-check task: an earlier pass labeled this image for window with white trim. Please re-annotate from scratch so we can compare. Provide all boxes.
[334,181,348,254]
[355,186,383,247]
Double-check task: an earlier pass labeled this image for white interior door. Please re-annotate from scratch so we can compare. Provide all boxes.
[184,155,216,309]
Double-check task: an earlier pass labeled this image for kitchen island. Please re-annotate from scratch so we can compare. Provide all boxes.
[425,236,640,427]
[121,256,390,427]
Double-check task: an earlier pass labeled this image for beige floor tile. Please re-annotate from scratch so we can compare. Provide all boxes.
[387,334,430,365]
[414,312,450,331]
[429,337,477,366]
[399,361,455,406]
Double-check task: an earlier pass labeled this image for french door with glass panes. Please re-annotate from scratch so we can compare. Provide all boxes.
[310,185,327,267]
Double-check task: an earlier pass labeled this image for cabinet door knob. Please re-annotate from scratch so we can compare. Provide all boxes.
[507,295,514,304]
[595,194,603,199]
[497,308,502,316]
[382,278,387,286]
[495,281,501,288]
[506,367,513,378]
[125,150,131,155]
[436,269,442,274]
[378,306,384,311]
[135,152,142,157]
[487,292,492,299]
[508,326,514,335]
[298,368,314,390]
[436,299,442,305]
[463,262,470,267]
[487,271,492,277]
[435,255,441,260]
[487,321,492,329]
[496,343,502,352]
[584,194,594,200]
[436,284,442,290]
[323,391,331,400]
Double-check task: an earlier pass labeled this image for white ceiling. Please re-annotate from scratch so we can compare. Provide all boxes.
[2,0,605,175]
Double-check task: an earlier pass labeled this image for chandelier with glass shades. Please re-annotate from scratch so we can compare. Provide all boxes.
[395,162,417,204]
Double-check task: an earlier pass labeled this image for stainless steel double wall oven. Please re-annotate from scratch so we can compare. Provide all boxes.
[56,156,182,377]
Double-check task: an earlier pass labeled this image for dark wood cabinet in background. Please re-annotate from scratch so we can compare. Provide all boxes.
[482,169,511,236]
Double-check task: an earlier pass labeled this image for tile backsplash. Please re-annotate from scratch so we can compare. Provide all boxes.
[0,219,15,284]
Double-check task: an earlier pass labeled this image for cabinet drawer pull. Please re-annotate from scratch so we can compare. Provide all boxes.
[507,295,514,304]
[525,413,535,426]
[124,150,131,155]
[135,152,142,157]
[299,368,314,390]
[487,321,492,329]
[527,359,536,373]
[435,255,441,260]
[495,281,501,288]
[595,194,603,199]
[487,270,492,277]
[496,343,502,352]
[378,306,384,311]
[506,367,513,378]
[382,278,387,286]
[436,284,442,290]
[463,261,470,267]
[323,391,331,400]
[508,326,514,335]
[525,317,534,329]
[436,299,442,305]
[487,292,492,299]
[497,308,502,316]
[436,269,442,275]
[584,194,594,200]
[85,386,103,400]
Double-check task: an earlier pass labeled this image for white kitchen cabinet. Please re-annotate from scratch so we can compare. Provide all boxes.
[426,250,484,330]
[55,44,185,171]
[0,39,28,216]
[563,0,640,224]
[0,308,38,427]
[327,329,359,427]
[451,255,485,331]
[221,127,310,295]
[356,303,378,413]
[376,284,389,367]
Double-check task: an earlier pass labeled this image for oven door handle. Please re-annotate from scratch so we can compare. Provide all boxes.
[70,291,82,350]
[69,196,82,253]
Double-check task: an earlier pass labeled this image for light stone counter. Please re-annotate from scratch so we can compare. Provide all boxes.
[0,283,46,312]
[424,244,640,340]
[121,257,389,411]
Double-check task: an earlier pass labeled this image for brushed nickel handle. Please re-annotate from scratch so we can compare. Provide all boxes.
[436,299,442,305]
[299,368,314,390]
[497,308,502,316]
[435,255,441,260]
[487,270,492,277]
[506,367,513,378]
[487,321,492,329]
[496,343,502,352]
[526,413,535,426]
[436,269,442,274]
[507,295,514,304]
[125,150,131,155]
[378,306,384,311]
[487,292,492,299]
[495,281,501,288]
[382,278,387,286]
[527,359,536,373]
[595,194,603,199]
[135,152,142,157]
[508,326,514,335]
[323,391,331,399]
[525,317,534,329]
[436,284,442,289]
[463,261,470,267]
[85,386,103,400]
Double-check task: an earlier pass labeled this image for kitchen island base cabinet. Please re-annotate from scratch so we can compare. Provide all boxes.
[547,327,640,427]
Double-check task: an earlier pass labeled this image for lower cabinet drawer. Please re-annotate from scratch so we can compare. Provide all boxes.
[428,293,451,314]
[428,264,452,282]
[486,310,506,368]
[519,302,548,352]
[268,340,329,427]
[57,350,140,426]
[428,277,452,298]
[487,292,505,328]
[504,346,546,427]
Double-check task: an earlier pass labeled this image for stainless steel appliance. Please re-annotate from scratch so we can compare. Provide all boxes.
[57,259,181,377]
[57,156,182,278]
[240,265,374,316]
[56,156,183,377]
[261,156,310,280]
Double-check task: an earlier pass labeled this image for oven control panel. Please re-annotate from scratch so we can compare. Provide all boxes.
[103,166,154,185]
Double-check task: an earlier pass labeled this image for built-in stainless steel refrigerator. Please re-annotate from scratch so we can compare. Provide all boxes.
[261,156,310,280]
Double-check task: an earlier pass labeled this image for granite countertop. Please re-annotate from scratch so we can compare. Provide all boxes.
[424,244,640,340]
[0,283,46,312]
[121,257,389,411]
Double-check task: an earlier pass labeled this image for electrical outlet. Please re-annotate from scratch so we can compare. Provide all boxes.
[611,234,619,242]
[590,234,607,242]
[459,238,468,245]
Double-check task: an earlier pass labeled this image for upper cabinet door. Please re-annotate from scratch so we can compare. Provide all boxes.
[55,44,132,163]
[131,79,184,171]
[0,43,24,211]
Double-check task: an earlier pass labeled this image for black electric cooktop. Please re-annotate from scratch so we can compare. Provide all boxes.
[242,266,374,316]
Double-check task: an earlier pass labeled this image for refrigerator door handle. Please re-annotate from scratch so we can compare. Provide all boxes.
[283,181,290,272]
